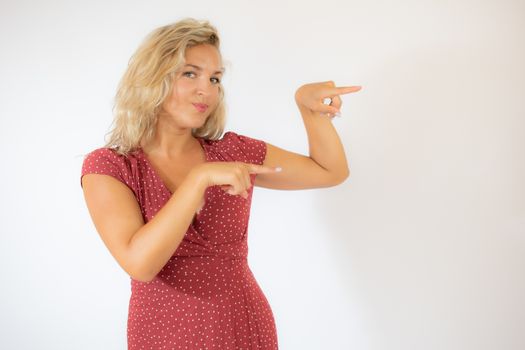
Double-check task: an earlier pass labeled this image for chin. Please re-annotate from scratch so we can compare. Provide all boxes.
[199,114,211,126]
[186,121,206,132]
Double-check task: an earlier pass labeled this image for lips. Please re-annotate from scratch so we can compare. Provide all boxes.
[192,103,208,112]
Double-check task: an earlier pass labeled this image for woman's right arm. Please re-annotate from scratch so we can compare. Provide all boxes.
[82,161,279,283]
[81,167,208,283]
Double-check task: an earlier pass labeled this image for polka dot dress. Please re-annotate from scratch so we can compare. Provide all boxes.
[80,131,278,349]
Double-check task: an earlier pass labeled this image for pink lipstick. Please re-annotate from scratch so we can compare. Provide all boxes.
[193,103,208,112]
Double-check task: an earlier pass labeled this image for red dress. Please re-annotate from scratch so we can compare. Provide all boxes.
[81,131,278,349]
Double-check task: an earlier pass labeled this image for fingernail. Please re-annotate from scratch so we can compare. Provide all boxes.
[334,112,342,118]
[275,167,282,172]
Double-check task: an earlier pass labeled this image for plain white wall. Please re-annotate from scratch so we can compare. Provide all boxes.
[1,0,524,349]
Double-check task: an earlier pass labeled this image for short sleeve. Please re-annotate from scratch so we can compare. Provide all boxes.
[223,131,267,165]
[80,148,133,190]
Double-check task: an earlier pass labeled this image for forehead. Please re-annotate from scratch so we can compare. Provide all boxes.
[184,44,224,74]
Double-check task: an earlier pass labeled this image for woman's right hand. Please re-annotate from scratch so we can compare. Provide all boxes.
[194,161,282,199]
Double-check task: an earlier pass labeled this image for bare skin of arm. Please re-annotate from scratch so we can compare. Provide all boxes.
[82,82,361,282]
[255,81,362,190]
[82,168,207,282]
[82,162,278,282]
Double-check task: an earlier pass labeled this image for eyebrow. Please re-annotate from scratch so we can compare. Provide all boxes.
[184,64,225,75]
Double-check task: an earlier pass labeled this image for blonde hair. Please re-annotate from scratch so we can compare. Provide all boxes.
[104,18,226,155]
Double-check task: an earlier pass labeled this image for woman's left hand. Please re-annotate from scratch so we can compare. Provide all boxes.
[294,81,362,118]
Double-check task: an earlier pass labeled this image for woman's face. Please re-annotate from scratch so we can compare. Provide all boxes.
[160,44,224,129]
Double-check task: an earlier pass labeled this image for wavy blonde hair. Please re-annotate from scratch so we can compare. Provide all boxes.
[104,18,226,155]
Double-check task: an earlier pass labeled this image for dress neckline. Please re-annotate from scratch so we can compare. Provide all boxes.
[138,137,209,196]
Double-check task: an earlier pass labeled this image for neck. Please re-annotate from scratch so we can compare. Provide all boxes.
[141,115,199,159]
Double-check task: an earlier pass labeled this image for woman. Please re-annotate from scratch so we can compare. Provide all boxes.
[81,18,361,349]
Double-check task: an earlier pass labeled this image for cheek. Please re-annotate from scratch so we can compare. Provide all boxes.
[165,85,185,108]
[174,80,193,94]
[212,87,222,103]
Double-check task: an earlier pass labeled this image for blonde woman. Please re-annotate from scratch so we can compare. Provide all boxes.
[80,17,361,350]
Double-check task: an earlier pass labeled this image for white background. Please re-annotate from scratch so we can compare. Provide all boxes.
[1,0,524,349]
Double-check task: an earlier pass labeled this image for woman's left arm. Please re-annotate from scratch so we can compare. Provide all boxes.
[254,81,362,190]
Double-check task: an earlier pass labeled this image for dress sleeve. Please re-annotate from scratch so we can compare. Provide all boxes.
[223,131,267,165]
[80,148,133,190]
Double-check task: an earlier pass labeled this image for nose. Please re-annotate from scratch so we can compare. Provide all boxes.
[196,77,214,96]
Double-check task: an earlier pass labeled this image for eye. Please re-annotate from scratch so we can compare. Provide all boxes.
[182,71,221,85]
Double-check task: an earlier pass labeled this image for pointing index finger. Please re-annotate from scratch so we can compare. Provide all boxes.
[247,163,282,174]
[329,85,362,96]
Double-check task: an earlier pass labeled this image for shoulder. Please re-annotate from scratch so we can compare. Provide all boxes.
[82,147,128,171]
[83,147,120,161]
[80,147,139,188]
[217,131,267,165]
